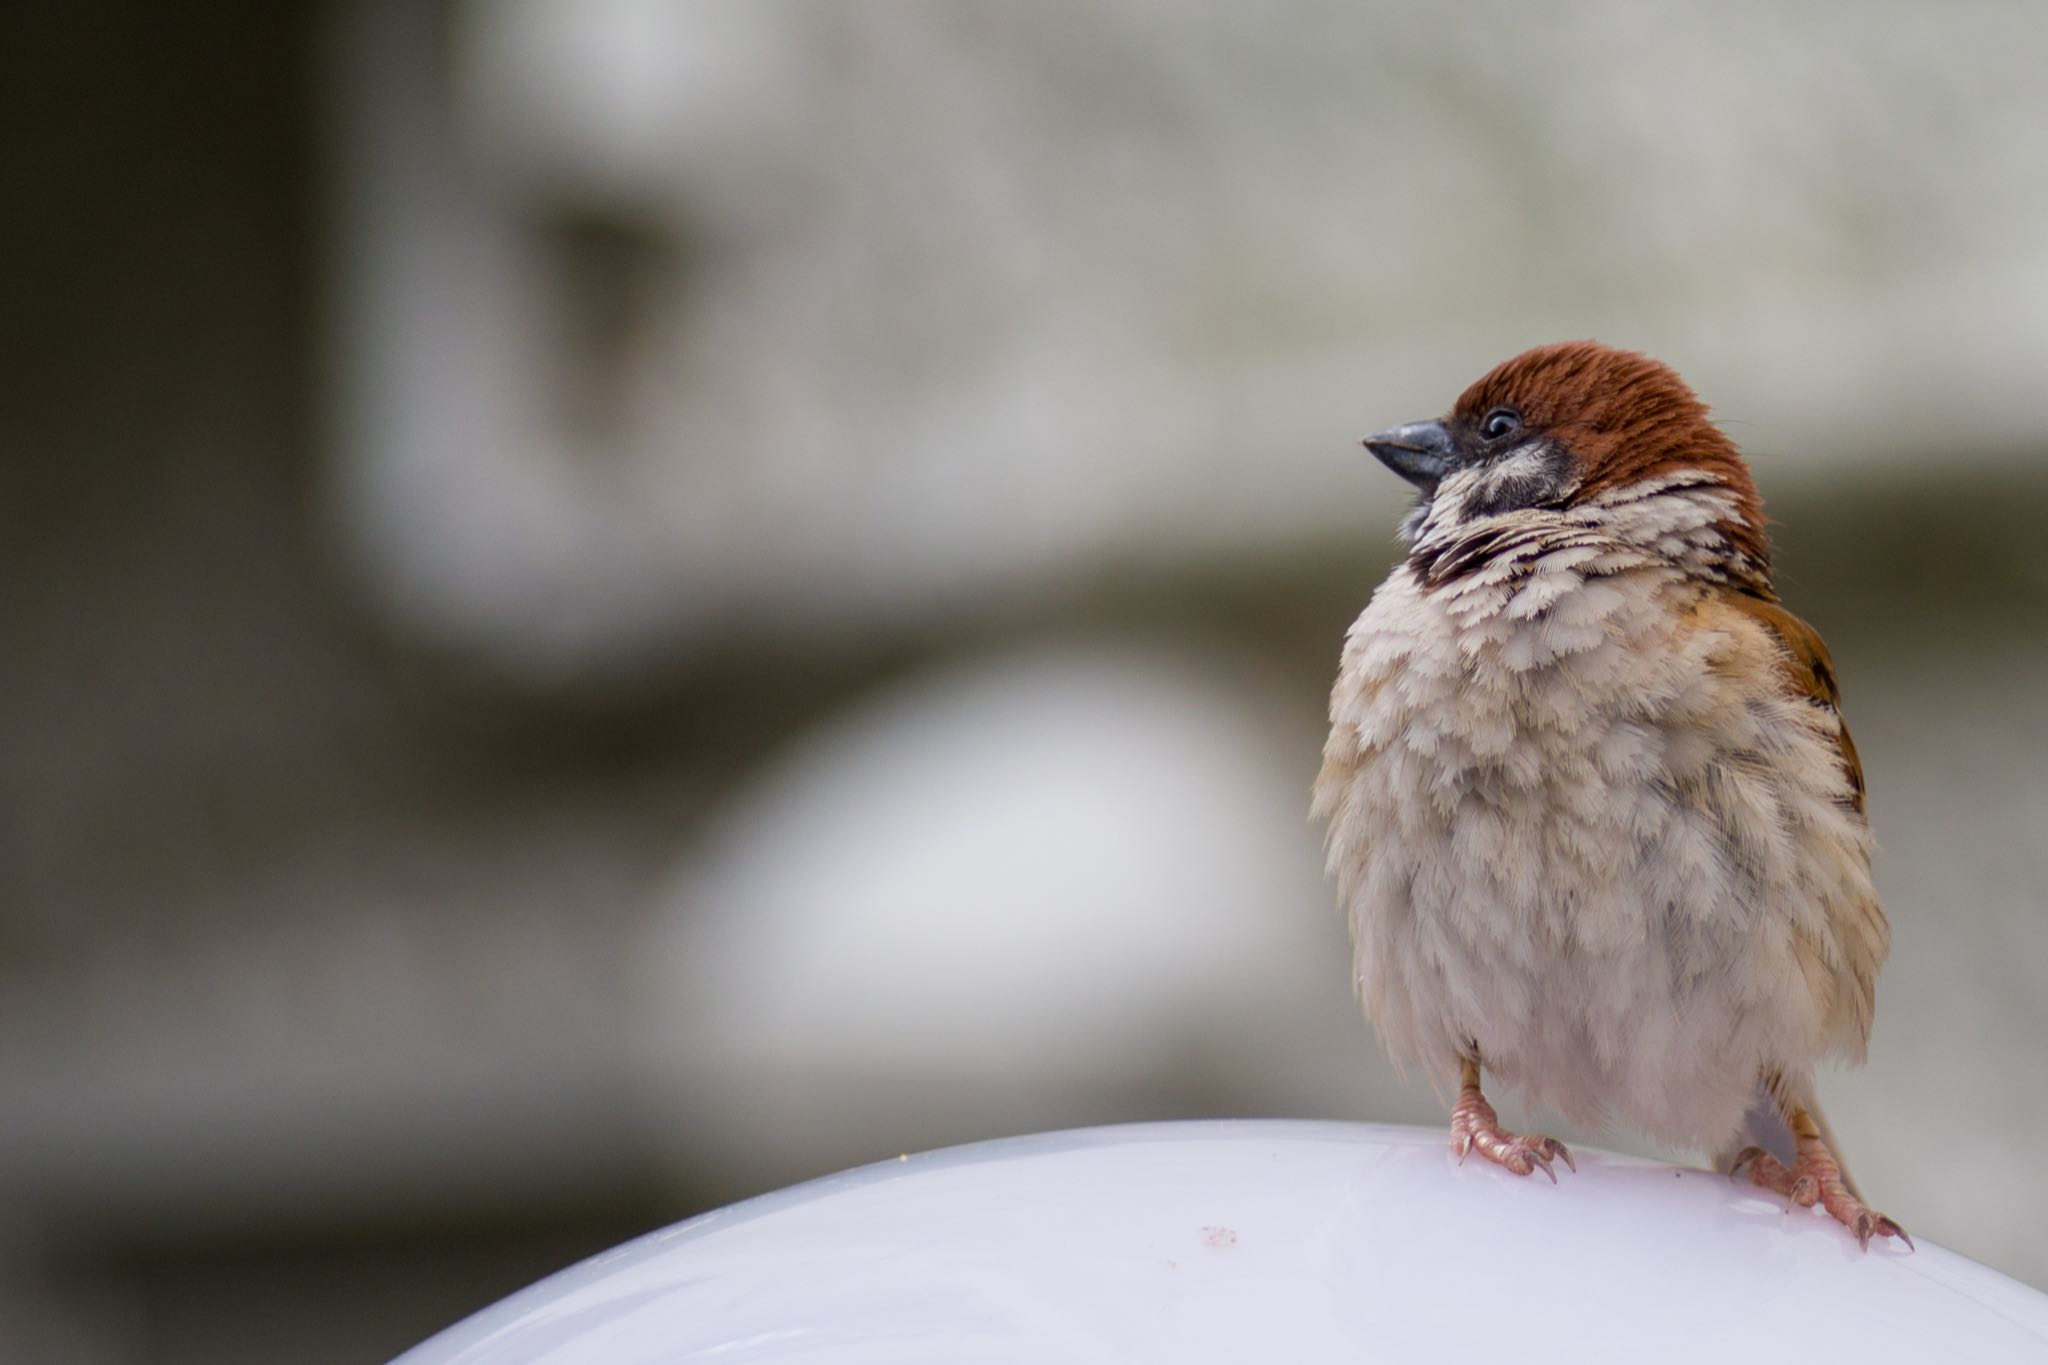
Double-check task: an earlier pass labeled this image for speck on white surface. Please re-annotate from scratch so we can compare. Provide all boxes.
[396,1121,2048,1365]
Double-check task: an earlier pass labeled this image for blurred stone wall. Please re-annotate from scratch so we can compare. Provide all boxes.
[4,2,2047,1361]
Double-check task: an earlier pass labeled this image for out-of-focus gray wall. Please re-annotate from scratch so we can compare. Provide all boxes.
[5,2,2046,1360]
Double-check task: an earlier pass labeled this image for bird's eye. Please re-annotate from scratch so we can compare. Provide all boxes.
[1481,408,1522,441]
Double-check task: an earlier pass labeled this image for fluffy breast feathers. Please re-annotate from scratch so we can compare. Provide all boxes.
[1312,484,1887,1150]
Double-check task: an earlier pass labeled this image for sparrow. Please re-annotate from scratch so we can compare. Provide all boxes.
[1311,341,1906,1248]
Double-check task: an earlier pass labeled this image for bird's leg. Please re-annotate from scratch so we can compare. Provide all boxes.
[1448,1057,1575,1182]
[1732,1105,1911,1250]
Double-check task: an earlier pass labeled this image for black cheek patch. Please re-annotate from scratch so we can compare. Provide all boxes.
[1461,473,1549,520]
[1458,445,1573,521]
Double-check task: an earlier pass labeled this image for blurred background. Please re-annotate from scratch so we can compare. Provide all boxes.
[6,1,2048,1359]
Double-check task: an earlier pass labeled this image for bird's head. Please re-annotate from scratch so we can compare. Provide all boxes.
[1363,341,1770,587]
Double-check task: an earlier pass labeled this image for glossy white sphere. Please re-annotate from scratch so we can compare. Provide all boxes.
[398,1121,2048,1364]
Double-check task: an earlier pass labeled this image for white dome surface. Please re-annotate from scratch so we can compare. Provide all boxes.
[397,1121,2048,1364]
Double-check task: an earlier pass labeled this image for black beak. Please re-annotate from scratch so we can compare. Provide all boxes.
[1361,420,1453,491]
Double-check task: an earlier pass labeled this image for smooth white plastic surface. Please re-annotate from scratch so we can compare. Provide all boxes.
[397,1121,2048,1364]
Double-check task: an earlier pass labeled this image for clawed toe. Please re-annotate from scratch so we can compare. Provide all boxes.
[1854,1211,1913,1252]
[1507,1135,1574,1183]
[1729,1133,1909,1251]
[1448,1087,1573,1182]
[1445,1063,1574,1185]
[1501,1140,1551,1181]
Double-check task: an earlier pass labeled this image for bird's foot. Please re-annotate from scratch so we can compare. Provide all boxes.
[1732,1139,1911,1250]
[1448,1085,1575,1182]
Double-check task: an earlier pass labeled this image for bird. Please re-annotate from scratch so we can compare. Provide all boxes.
[1310,340,1906,1248]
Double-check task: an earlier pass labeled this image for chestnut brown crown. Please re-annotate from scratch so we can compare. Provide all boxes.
[1452,341,1770,570]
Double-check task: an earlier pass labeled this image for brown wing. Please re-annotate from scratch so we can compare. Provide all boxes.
[1719,591,1886,1062]
[1724,593,1866,816]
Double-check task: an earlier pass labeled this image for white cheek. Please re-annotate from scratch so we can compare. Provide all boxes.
[1432,467,1486,509]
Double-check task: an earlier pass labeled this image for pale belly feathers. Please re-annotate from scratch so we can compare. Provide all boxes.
[1314,551,1877,1152]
